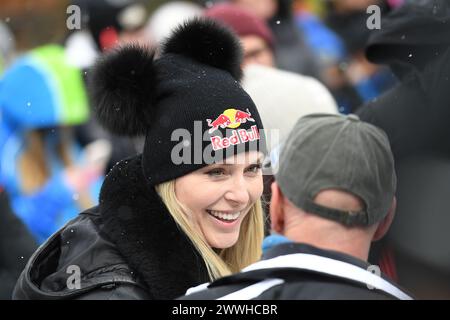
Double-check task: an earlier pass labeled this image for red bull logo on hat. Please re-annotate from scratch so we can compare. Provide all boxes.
[206,108,259,151]
[206,108,255,134]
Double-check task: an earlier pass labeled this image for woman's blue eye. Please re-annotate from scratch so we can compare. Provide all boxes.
[207,168,225,176]
[246,164,262,173]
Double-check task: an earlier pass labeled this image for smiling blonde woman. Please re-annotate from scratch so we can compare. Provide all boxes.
[13,19,266,300]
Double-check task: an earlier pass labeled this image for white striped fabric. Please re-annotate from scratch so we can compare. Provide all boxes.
[217,278,284,300]
[237,253,413,300]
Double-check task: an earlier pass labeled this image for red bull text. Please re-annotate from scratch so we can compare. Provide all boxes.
[210,125,260,151]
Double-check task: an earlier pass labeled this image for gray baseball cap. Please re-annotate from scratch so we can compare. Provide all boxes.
[274,113,396,226]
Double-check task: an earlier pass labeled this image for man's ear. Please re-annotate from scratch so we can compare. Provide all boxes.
[270,182,285,233]
[373,197,396,241]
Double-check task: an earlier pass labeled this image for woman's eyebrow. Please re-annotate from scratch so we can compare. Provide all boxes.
[220,158,264,166]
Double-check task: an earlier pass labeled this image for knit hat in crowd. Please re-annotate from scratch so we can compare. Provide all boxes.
[242,64,338,153]
[0,45,89,130]
[89,18,265,186]
[205,3,274,49]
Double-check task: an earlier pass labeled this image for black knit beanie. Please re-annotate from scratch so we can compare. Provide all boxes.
[89,18,265,186]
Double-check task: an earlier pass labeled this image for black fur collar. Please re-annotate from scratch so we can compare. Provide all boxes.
[98,155,209,299]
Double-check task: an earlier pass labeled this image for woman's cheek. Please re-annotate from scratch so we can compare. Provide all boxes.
[250,176,264,200]
[198,181,223,202]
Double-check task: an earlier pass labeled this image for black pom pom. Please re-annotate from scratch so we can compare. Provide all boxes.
[88,45,157,136]
[163,18,243,80]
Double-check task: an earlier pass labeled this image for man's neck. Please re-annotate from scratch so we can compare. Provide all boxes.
[284,225,371,262]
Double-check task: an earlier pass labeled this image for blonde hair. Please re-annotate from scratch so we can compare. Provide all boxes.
[19,128,94,209]
[156,180,264,281]
[19,130,50,194]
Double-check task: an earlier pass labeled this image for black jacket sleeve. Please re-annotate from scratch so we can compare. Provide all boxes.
[0,191,37,299]
[74,283,153,300]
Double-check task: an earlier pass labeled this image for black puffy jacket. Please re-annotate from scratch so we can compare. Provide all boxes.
[13,155,210,300]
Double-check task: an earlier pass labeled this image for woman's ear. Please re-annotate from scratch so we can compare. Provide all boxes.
[373,197,396,241]
[270,182,285,234]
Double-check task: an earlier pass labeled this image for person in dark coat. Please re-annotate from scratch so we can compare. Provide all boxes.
[13,19,266,300]
[230,0,321,77]
[357,0,450,159]
[0,189,37,300]
[356,0,450,298]
[181,114,412,300]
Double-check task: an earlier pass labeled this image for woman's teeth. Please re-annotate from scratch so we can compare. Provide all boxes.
[207,210,241,221]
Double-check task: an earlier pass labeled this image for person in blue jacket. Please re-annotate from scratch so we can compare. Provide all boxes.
[0,45,105,243]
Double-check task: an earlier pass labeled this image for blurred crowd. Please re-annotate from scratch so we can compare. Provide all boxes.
[1,0,449,299]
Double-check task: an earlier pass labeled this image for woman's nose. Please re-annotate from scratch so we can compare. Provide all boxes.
[224,176,250,206]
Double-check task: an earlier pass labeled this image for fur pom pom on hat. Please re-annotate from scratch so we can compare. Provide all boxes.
[89,45,157,136]
[162,18,243,80]
[89,18,265,186]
